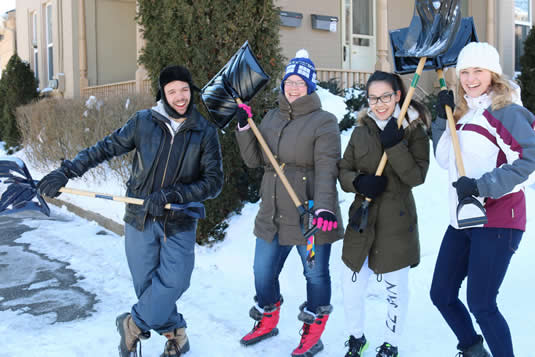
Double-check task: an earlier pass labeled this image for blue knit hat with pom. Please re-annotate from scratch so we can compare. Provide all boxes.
[281,49,317,95]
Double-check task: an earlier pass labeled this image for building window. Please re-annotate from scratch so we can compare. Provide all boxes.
[45,4,54,81]
[515,0,532,72]
[32,11,39,81]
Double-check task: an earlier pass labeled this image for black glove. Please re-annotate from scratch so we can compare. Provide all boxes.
[37,160,79,198]
[37,169,69,198]
[380,117,404,148]
[353,174,388,199]
[143,191,168,217]
[143,190,182,217]
[452,176,479,200]
[436,90,455,119]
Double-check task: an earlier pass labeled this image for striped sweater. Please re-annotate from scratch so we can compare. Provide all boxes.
[432,93,535,230]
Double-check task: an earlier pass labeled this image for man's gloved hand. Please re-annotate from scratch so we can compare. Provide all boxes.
[37,169,69,198]
[436,89,455,119]
[380,117,404,149]
[37,160,79,198]
[353,174,388,199]
[452,176,479,200]
[312,210,338,232]
[143,189,182,217]
[236,103,252,129]
[143,191,168,217]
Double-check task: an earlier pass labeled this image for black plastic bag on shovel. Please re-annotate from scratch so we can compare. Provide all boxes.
[201,41,270,129]
[390,16,478,75]
[0,157,50,216]
[201,41,319,240]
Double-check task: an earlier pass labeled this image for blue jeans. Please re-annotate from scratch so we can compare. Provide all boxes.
[125,220,196,334]
[430,226,522,357]
[253,234,332,312]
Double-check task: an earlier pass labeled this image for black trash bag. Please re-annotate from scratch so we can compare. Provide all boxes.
[201,41,270,129]
[390,16,478,74]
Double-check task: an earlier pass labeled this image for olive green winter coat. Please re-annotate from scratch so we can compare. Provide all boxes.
[339,108,430,274]
[236,92,344,246]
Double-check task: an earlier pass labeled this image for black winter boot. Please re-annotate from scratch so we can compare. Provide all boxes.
[456,335,491,357]
[376,342,398,357]
[345,334,369,357]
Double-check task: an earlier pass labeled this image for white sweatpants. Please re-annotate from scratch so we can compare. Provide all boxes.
[342,257,409,347]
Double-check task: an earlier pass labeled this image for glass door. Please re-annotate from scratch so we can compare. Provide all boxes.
[342,0,376,72]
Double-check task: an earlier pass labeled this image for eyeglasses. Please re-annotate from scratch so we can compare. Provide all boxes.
[284,80,307,88]
[367,92,396,105]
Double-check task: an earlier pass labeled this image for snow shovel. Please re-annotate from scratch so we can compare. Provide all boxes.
[0,157,205,218]
[350,0,461,232]
[436,70,488,227]
[201,42,319,240]
[201,41,270,130]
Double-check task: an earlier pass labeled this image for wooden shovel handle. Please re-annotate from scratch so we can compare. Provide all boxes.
[366,57,428,203]
[436,69,466,176]
[236,98,303,208]
[58,187,174,209]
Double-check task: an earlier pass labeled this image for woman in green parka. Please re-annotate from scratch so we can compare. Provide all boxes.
[339,71,430,357]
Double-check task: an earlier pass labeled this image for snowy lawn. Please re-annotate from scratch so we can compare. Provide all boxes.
[1,88,533,356]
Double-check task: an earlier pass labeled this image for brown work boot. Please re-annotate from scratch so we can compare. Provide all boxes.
[161,328,190,356]
[116,312,149,357]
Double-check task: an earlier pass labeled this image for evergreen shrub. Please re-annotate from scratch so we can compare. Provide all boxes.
[137,0,284,244]
[518,26,535,114]
[0,54,39,152]
[339,85,367,132]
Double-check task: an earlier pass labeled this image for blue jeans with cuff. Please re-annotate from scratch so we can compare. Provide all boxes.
[125,220,196,334]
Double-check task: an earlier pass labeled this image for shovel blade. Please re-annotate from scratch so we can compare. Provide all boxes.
[390,16,478,74]
[0,157,51,216]
[201,41,270,129]
[456,196,488,228]
[397,0,461,58]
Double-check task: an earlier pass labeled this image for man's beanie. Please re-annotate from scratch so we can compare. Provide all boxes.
[156,65,199,101]
[456,42,502,76]
[281,49,317,95]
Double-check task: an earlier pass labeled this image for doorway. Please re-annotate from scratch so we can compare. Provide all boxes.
[342,0,377,72]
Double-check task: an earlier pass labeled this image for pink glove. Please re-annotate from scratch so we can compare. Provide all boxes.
[238,103,252,118]
[312,209,338,232]
[237,103,252,131]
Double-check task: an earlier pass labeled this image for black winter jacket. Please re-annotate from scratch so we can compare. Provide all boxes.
[68,105,223,232]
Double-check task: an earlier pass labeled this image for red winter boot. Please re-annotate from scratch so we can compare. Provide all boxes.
[240,299,282,346]
[292,302,333,357]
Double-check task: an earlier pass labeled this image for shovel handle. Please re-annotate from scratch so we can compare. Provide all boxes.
[365,57,428,203]
[58,187,175,210]
[436,69,466,176]
[236,98,303,209]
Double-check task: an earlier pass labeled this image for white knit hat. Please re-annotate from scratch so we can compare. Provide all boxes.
[456,42,502,76]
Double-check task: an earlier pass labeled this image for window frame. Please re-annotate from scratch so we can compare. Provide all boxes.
[45,3,54,82]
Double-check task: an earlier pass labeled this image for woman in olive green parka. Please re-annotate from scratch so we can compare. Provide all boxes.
[339,71,430,357]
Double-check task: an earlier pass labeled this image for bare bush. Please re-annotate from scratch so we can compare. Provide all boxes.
[17,93,154,183]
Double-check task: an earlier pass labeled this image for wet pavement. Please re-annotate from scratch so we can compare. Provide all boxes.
[0,212,98,323]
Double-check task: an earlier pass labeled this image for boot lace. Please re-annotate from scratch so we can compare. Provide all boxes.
[297,323,312,348]
[345,335,365,356]
[164,339,182,357]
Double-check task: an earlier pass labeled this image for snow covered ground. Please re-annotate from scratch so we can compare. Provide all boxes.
[1,88,533,356]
